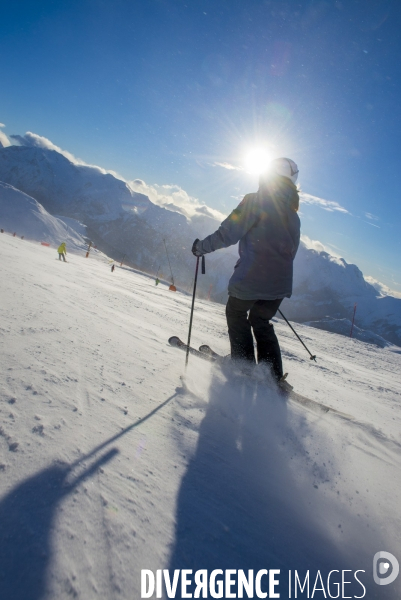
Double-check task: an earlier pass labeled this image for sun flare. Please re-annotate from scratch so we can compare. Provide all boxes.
[244,148,272,175]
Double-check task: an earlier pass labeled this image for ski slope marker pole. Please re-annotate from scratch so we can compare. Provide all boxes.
[278,309,317,361]
[185,255,205,368]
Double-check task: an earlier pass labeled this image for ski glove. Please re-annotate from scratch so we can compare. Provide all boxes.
[191,239,205,257]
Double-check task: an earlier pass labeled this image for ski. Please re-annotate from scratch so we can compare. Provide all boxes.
[198,344,222,360]
[280,389,353,419]
[168,336,220,362]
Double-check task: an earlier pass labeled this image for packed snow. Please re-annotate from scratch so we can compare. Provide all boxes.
[0,233,400,599]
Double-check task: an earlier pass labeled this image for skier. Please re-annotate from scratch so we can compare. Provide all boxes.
[57,242,67,262]
[191,157,300,388]
[111,264,115,272]
[155,277,160,286]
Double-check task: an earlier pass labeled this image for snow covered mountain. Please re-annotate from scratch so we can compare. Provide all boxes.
[0,145,152,221]
[1,141,401,347]
[0,181,88,251]
[287,243,401,347]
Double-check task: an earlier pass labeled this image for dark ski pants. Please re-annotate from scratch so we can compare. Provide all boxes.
[58,253,66,262]
[226,296,283,380]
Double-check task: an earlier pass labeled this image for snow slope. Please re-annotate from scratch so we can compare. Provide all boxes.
[0,233,400,599]
[0,181,88,251]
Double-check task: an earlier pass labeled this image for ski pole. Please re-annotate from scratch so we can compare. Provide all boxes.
[185,255,205,368]
[278,309,317,361]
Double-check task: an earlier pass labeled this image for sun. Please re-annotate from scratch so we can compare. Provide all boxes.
[244,148,272,175]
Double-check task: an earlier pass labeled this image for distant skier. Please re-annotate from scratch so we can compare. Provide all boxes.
[192,157,300,388]
[57,242,67,262]
[155,277,160,286]
[111,264,115,272]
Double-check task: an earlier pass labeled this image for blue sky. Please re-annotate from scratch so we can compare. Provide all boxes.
[1,0,400,293]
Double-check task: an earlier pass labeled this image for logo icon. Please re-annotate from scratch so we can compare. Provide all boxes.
[373,552,399,586]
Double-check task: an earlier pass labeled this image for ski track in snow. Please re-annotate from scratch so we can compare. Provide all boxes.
[0,233,400,600]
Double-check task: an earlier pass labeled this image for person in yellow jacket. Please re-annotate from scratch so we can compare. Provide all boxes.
[57,242,67,262]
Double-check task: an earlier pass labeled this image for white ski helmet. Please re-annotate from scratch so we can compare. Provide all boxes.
[269,157,299,184]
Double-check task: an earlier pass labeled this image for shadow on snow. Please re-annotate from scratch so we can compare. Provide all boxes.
[0,387,181,600]
[169,367,397,599]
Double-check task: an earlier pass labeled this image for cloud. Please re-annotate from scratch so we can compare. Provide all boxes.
[364,221,380,228]
[212,161,244,171]
[195,205,218,217]
[300,192,350,214]
[364,276,401,299]
[301,235,327,253]
[10,132,83,164]
[364,212,379,221]
[128,179,226,223]
[0,123,5,127]
[301,235,346,264]
[0,130,11,147]
[9,132,121,177]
